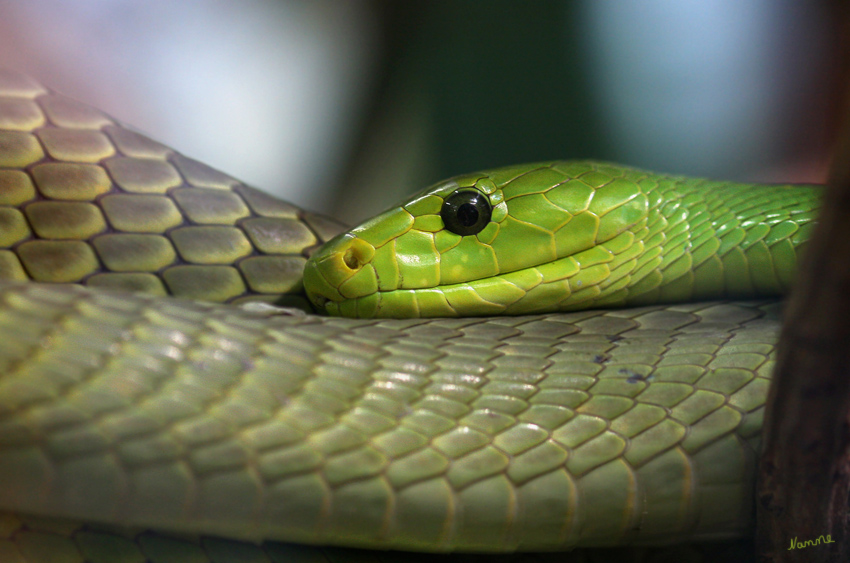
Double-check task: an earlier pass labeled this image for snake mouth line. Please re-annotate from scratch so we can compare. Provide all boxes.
[311,251,616,319]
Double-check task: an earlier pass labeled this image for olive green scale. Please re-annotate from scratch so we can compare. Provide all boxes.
[0,70,344,308]
[304,161,819,318]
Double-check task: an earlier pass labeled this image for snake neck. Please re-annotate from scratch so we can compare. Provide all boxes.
[595,175,820,309]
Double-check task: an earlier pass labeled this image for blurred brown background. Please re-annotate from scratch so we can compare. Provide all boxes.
[0,1,845,223]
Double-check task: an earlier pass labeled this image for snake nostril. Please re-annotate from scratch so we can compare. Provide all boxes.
[343,248,360,270]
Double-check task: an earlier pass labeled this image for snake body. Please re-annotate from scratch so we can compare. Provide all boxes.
[0,70,822,561]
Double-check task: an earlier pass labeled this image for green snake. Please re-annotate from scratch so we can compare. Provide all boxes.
[0,69,822,562]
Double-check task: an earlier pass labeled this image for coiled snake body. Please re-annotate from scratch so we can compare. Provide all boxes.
[0,70,822,561]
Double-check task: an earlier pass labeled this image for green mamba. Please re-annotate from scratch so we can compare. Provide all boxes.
[304,161,820,318]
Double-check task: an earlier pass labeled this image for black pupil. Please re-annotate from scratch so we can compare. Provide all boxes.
[457,202,479,226]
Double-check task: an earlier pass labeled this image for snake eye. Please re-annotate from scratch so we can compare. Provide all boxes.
[440,190,492,236]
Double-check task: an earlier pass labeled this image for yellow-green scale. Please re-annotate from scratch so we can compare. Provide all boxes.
[623,174,820,306]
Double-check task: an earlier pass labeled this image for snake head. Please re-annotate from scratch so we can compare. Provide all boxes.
[304,161,652,318]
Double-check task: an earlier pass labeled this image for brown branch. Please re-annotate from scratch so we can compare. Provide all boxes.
[756,9,850,560]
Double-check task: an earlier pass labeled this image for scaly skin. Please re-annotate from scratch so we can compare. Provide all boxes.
[304,161,818,317]
[0,69,821,562]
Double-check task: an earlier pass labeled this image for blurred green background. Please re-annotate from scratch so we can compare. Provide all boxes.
[0,1,845,223]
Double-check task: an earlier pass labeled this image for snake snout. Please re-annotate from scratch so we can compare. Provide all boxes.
[303,234,378,314]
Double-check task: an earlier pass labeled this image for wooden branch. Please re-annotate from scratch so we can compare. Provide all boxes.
[756,16,850,560]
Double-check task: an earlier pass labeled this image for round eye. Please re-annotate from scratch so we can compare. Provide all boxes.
[440,190,492,236]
